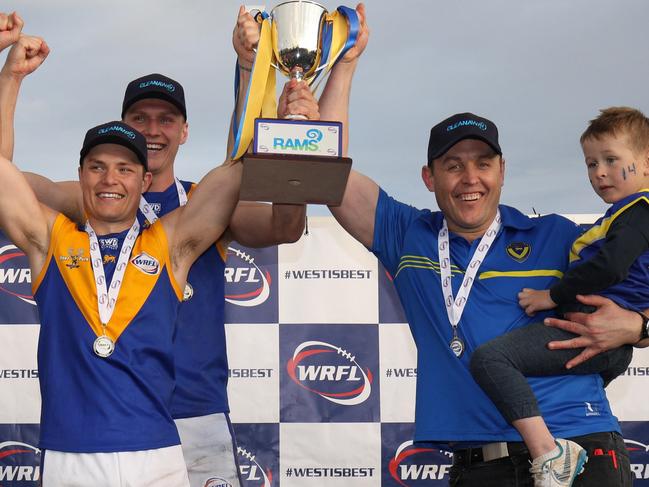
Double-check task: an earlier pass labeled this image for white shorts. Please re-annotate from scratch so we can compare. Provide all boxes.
[175,413,242,487]
[42,445,190,487]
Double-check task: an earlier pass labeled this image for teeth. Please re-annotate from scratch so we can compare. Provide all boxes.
[147,143,164,151]
[460,193,481,201]
[98,193,124,199]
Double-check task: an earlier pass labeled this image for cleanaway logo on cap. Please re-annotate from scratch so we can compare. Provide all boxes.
[98,125,136,139]
[446,120,487,132]
[139,80,175,92]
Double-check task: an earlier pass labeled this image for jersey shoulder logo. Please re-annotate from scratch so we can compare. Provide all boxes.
[130,252,160,275]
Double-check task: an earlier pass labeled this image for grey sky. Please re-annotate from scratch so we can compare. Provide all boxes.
[4,0,649,216]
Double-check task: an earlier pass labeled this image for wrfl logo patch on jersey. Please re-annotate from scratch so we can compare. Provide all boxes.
[225,246,271,307]
[0,244,36,306]
[286,340,373,406]
[389,441,452,486]
[237,447,273,487]
[130,252,160,275]
[0,440,41,482]
[506,242,531,262]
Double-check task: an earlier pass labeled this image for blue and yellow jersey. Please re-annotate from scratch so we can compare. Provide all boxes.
[33,214,183,453]
[568,190,649,311]
[372,189,620,445]
[138,180,229,418]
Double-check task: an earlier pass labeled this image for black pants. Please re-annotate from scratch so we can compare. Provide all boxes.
[470,321,633,423]
[449,432,632,486]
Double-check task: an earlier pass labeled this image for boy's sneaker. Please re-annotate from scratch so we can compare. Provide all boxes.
[529,438,588,487]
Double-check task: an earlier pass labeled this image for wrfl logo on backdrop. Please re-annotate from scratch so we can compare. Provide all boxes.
[0,244,35,306]
[0,440,41,482]
[225,246,271,307]
[237,447,273,487]
[389,441,452,486]
[286,340,373,406]
[273,128,323,152]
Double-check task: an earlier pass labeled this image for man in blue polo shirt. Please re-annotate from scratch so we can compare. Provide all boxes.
[310,28,637,482]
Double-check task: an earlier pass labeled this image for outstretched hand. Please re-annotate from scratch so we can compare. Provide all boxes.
[544,294,642,369]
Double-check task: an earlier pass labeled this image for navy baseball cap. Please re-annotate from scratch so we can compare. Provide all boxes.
[427,112,502,164]
[79,121,148,170]
[121,73,187,120]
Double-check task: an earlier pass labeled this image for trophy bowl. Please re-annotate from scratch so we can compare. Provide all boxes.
[270,0,327,83]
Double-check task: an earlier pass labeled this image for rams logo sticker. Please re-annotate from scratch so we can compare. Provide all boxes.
[506,242,531,263]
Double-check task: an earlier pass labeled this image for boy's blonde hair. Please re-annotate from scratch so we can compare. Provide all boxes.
[580,107,649,154]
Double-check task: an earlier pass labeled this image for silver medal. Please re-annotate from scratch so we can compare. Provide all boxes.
[449,336,465,358]
[93,335,115,358]
[183,282,194,301]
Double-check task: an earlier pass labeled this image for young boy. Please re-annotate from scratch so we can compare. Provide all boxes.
[470,107,649,487]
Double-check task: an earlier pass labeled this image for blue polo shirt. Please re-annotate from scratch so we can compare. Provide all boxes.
[372,189,620,445]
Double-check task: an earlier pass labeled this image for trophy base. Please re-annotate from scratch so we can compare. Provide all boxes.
[240,153,352,205]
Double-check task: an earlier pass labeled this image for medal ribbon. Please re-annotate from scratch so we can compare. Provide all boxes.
[139,178,188,225]
[230,5,359,161]
[85,219,140,335]
[438,211,502,335]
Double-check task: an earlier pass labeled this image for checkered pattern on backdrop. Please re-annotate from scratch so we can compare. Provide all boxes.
[1,216,648,486]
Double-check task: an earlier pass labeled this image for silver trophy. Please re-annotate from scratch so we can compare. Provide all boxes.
[240,0,352,205]
[270,1,327,84]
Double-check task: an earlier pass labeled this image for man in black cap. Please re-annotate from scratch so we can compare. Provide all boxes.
[310,22,636,481]
[0,12,313,485]
[323,108,634,485]
[0,115,243,485]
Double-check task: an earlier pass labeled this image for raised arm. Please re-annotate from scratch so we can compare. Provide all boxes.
[225,8,311,248]
[163,159,242,283]
[22,173,84,224]
[0,12,24,159]
[227,5,258,158]
[0,155,56,275]
[0,21,78,224]
[318,3,378,248]
[0,30,49,160]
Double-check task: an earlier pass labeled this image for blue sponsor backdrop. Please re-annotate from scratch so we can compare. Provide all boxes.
[0,234,40,324]
[280,323,380,423]
[378,263,407,324]
[224,244,278,324]
[0,424,41,486]
[381,423,452,486]
[234,423,279,487]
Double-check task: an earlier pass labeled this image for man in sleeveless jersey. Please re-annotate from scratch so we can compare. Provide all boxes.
[0,11,315,487]
[0,106,246,487]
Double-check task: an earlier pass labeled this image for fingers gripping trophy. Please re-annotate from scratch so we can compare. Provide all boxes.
[232,1,360,205]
